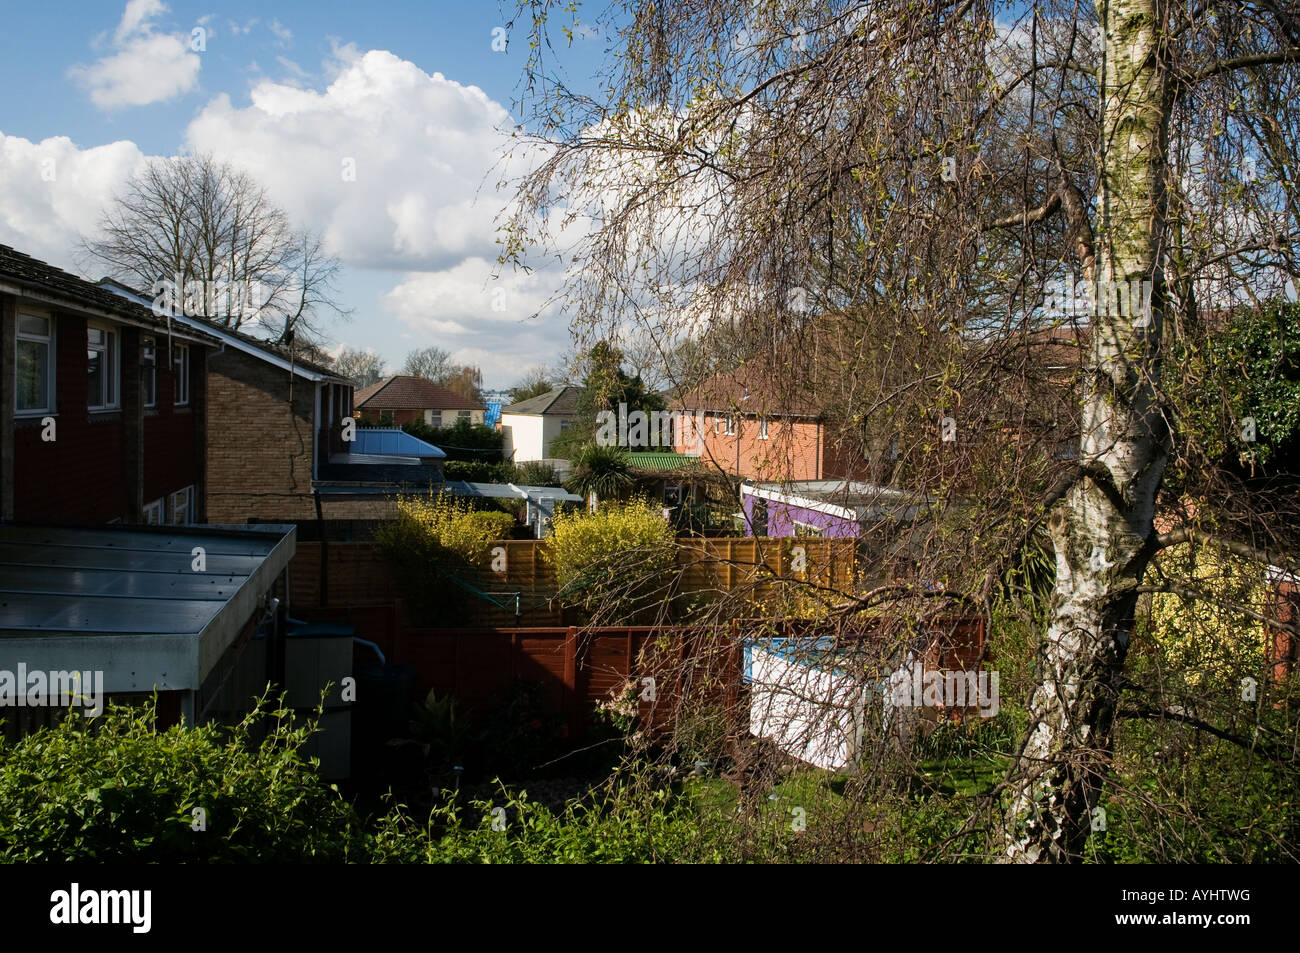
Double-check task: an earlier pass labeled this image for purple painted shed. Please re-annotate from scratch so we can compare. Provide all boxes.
[740,481,930,539]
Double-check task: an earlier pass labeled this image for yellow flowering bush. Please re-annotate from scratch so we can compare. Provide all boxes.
[373,493,517,623]
[547,500,675,615]
[1144,541,1274,691]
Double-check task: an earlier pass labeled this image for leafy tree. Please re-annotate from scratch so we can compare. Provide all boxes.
[552,342,666,457]
[564,443,634,504]
[505,0,1300,862]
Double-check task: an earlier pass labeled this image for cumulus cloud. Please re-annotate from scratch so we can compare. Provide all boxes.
[0,133,147,266]
[184,49,520,272]
[69,0,201,109]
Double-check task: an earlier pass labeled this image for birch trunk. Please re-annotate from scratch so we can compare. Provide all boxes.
[1004,0,1172,862]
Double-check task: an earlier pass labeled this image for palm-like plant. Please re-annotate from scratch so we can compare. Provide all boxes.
[564,443,634,507]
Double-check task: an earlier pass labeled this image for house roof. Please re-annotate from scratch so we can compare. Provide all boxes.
[356,375,485,411]
[676,361,821,418]
[502,385,581,417]
[0,246,217,347]
[98,279,350,385]
[0,522,296,693]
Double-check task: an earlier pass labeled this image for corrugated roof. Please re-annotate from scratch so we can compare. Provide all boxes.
[356,375,485,411]
[502,385,581,416]
[626,452,703,472]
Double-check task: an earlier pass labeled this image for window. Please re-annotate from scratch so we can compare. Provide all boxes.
[142,498,164,525]
[87,323,119,411]
[16,312,54,414]
[560,419,572,432]
[169,485,194,524]
[173,344,189,405]
[427,410,442,427]
[793,521,824,538]
[758,418,769,440]
[458,409,472,422]
[724,416,736,435]
[142,336,157,407]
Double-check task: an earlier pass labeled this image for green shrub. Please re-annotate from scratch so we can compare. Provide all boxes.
[443,459,516,483]
[370,779,726,863]
[0,695,363,862]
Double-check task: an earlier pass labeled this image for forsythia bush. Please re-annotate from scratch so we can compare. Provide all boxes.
[373,494,517,623]
[547,500,675,613]
[1144,540,1274,692]
[377,494,516,564]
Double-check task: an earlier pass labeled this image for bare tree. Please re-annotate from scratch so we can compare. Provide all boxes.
[505,0,1300,862]
[508,365,555,404]
[333,347,389,388]
[85,153,348,344]
[401,346,454,381]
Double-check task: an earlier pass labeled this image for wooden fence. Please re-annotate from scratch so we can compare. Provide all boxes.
[289,536,858,626]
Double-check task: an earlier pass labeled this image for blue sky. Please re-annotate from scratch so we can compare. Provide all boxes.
[0,0,611,387]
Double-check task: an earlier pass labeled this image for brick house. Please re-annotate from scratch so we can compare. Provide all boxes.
[0,246,296,730]
[673,363,860,482]
[355,374,485,427]
[1,245,219,524]
[100,281,359,523]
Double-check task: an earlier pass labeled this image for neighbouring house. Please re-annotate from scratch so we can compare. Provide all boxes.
[0,246,296,736]
[673,364,861,483]
[1,245,219,524]
[99,281,363,523]
[500,385,581,463]
[356,374,485,427]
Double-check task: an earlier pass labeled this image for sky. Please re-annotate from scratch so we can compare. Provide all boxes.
[0,0,612,388]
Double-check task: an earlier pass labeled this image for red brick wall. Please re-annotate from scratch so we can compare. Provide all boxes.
[675,412,828,481]
[13,313,128,523]
[206,347,318,522]
[143,350,202,504]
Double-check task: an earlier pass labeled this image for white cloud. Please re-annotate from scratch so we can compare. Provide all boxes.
[0,133,147,267]
[69,0,201,109]
[269,19,293,45]
[183,50,520,272]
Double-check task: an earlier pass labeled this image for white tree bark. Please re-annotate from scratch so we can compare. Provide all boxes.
[1005,0,1172,862]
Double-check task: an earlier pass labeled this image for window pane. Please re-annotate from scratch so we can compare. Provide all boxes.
[18,314,48,337]
[87,345,104,407]
[87,327,104,347]
[16,339,48,410]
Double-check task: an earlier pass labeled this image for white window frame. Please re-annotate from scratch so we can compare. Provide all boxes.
[86,322,120,412]
[169,485,194,525]
[173,343,190,406]
[793,520,824,538]
[142,335,157,408]
[758,418,769,440]
[427,410,443,428]
[724,415,737,436]
[457,409,472,422]
[15,310,55,416]
[143,498,164,525]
